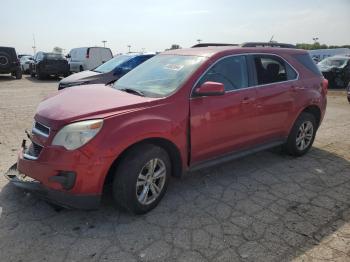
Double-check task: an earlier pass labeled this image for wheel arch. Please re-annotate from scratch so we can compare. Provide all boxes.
[103,137,183,187]
[301,105,321,128]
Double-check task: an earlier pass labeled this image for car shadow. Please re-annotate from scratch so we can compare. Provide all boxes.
[0,147,349,261]
[0,75,16,82]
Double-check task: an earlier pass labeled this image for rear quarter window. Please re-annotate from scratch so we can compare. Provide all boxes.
[293,53,322,76]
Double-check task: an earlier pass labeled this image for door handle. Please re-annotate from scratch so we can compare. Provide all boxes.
[241,97,255,104]
[291,85,305,91]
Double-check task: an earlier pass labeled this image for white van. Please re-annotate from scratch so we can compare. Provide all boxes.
[67,47,113,73]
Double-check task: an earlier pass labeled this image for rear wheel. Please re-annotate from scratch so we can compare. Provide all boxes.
[37,68,45,80]
[284,112,317,156]
[15,69,22,79]
[113,144,171,214]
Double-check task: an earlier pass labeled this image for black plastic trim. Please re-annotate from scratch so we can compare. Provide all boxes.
[4,164,100,210]
[189,139,285,172]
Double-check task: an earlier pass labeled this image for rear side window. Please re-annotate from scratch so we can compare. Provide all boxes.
[198,55,249,91]
[293,53,322,76]
[252,55,297,85]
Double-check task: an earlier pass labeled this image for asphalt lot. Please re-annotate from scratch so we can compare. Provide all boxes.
[0,75,349,262]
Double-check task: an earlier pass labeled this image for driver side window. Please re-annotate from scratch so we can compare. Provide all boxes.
[198,55,249,91]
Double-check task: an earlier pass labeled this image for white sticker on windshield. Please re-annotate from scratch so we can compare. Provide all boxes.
[164,64,184,71]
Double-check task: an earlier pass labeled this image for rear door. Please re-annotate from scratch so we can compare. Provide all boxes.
[100,48,113,64]
[250,54,299,142]
[190,55,259,164]
[87,48,98,69]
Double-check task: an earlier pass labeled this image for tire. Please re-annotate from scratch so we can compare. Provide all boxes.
[0,51,10,69]
[284,112,317,156]
[37,68,45,80]
[15,69,22,79]
[113,144,171,214]
[334,77,346,88]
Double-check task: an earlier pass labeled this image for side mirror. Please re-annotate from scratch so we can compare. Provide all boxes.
[194,81,225,96]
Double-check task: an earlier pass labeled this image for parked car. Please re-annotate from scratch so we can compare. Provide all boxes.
[29,52,69,79]
[67,47,113,73]
[18,54,32,59]
[317,56,350,88]
[309,48,350,62]
[0,46,22,79]
[58,53,155,90]
[6,46,327,214]
[20,55,33,74]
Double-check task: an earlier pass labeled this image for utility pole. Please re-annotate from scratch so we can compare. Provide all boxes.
[32,34,36,55]
[127,45,131,53]
[102,40,107,47]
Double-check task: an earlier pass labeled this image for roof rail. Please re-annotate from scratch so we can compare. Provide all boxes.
[241,42,297,48]
[191,43,238,48]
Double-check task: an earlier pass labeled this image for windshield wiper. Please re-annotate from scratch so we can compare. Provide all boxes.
[119,88,145,97]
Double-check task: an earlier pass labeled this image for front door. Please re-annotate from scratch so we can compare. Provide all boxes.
[190,55,258,164]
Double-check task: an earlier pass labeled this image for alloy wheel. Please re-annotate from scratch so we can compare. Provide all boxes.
[136,158,166,205]
[296,121,314,151]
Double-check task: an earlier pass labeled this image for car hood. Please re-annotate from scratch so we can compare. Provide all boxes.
[60,70,101,84]
[35,84,159,130]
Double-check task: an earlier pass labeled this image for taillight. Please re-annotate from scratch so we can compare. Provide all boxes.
[322,78,328,94]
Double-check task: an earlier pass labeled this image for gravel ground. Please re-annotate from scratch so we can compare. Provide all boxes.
[0,75,349,262]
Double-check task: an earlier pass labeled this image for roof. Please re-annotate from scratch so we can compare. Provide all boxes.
[163,46,307,58]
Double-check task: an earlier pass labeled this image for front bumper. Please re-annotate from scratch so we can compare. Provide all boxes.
[5,163,100,209]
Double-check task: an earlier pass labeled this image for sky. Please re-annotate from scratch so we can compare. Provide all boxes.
[1,0,349,55]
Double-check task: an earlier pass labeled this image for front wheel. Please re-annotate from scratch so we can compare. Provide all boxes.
[113,144,171,214]
[284,112,317,156]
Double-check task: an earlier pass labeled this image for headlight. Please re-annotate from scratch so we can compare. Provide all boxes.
[52,119,103,150]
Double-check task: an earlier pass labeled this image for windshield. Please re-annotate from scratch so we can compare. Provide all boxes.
[94,55,132,73]
[113,55,206,97]
[44,53,64,60]
[318,57,348,68]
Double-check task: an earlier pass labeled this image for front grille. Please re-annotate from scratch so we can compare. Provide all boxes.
[24,142,43,160]
[33,121,50,137]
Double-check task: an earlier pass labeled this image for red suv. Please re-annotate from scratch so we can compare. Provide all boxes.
[6,45,328,214]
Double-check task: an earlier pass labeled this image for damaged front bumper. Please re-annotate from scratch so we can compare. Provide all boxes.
[4,163,100,210]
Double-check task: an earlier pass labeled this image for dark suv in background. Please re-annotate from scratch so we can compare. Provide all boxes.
[58,53,155,90]
[30,52,69,79]
[0,46,22,79]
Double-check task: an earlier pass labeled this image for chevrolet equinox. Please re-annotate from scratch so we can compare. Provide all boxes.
[6,46,328,214]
